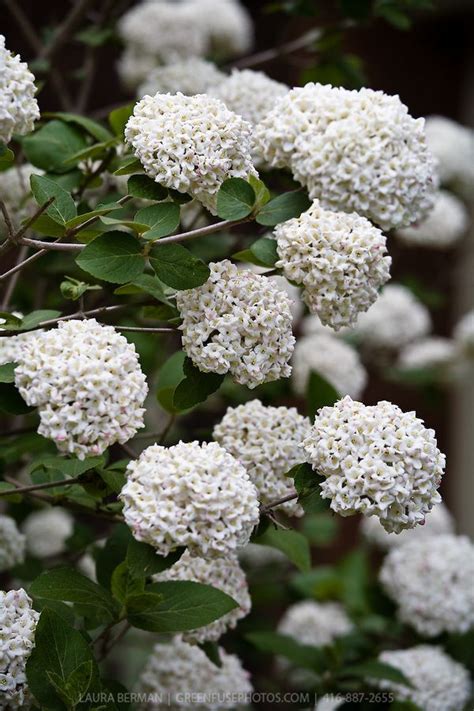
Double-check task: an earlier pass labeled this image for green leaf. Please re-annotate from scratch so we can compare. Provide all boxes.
[45,112,114,142]
[127,540,184,579]
[216,178,256,220]
[27,454,105,478]
[22,120,88,173]
[76,231,145,284]
[26,608,100,711]
[60,277,101,301]
[0,145,14,170]
[128,175,168,202]
[136,203,180,240]
[127,580,238,633]
[246,631,326,671]
[256,190,311,226]
[254,527,311,572]
[113,158,143,176]
[248,175,271,209]
[0,481,22,503]
[0,362,16,383]
[115,273,171,304]
[65,202,122,228]
[30,567,119,623]
[250,237,278,267]
[30,174,77,224]
[26,213,67,237]
[17,309,61,331]
[288,462,328,514]
[149,243,210,290]
[173,357,224,410]
[307,370,340,419]
[109,104,135,137]
[111,561,144,604]
[338,660,413,687]
[156,351,186,413]
[199,642,222,668]
[96,525,134,590]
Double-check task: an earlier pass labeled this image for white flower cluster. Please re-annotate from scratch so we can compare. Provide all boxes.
[352,284,431,351]
[361,501,454,550]
[213,399,311,517]
[189,0,253,58]
[398,337,458,377]
[395,190,469,249]
[242,264,303,322]
[380,534,474,636]
[255,83,436,230]
[125,93,256,212]
[274,201,391,330]
[302,397,445,534]
[238,542,287,568]
[154,550,250,642]
[454,309,474,357]
[0,588,39,709]
[120,441,259,558]
[138,59,225,98]
[22,508,74,559]
[137,637,252,710]
[210,69,288,126]
[0,36,39,144]
[117,47,159,91]
[176,261,295,387]
[425,115,474,197]
[292,333,367,400]
[0,312,29,367]
[0,515,25,572]
[15,319,148,459]
[278,601,353,648]
[377,646,471,711]
[0,164,42,233]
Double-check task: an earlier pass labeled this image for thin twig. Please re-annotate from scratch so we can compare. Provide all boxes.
[0,242,59,283]
[120,442,137,459]
[230,28,321,70]
[114,325,176,334]
[260,492,299,513]
[14,197,56,242]
[150,216,252,247]
[158,414,176,445]
[40,0,96,61]
[0,201,15,240]
[1,245,28,310]
[0,304,127,336]
[19,237,84,251]
[0,475,84,498]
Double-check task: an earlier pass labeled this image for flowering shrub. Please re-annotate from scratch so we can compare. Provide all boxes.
[0,2,472,710]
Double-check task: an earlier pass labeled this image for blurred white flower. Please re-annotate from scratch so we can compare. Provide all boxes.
[0,515,26,572]
[395,190,469,249]
[361,501,454,550]
[425,115,474,198]
[22,508,73,558]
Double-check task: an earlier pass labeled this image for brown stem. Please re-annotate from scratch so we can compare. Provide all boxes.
[1,245,29,310]
[40,0,96,62]
[0,475,84,498]
[0,201,15,241]
[230,28,321,70]
[260,492,299,513]
[0,303,127,336]
[114,325,176,334]
[150,216,252,247]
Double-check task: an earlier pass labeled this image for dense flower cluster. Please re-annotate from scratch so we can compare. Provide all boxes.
[0,312,28,366]
[302,397,445,533]
[15,319,148,459]
[0,35,39,144]
[22,508,74,558]
[0,515,26,572]
[352,284,431,351]
[278,601,353,648]
[361,501,454,550]
[154,550,250,642]
[213,399,311,517]
[377,646,471,711]
[125,93,256,212]
[395,190,469,249]
[398,337,458,376]
[454,309,474,357]
[380,534,474,636]
[120,441,259,557]
[292,333,367,399]
[0,588,39,709]
[138,59,225,98]
[190,0,253,58]
[136,636,253,710]
[274,201,391,329]
[425,115,474,197]
[255,83,436,230]
[210,69,288,126]
[176,261,295,387]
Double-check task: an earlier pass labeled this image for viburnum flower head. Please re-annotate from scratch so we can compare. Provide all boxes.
[380,534,474,636]
[425,115,474,197]
[292,333,367,399]
[190,0,253,58]
[138,58,225,98]
[352,284,431,351]
[0,515,26,572]
[395,190,469,249]
[454,309,474,358]
[398,337,458,377]
[117,46,160,90]
[0,588,39,709]
[0,35,39,144]
[377,646,471,711]
[176,261,295,387]
[278,601,353,648]
[361,501,454,550]
[301,397,445,534]
[213,399,311,517]
[274,201,391,330]
[154,550,251,642]
[125,92,257,213]
[120,441,259,557]
[14,319,148,459]
[255,83,437,230]
[22,508,74,559]
[210,69,288,126]
[136,636,253,710]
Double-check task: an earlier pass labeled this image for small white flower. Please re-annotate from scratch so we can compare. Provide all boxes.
[380,534,474,636]
[138,58,225,98]
[274,201,391,330]
[361,501,454,550]
[213,399,311,516]
[176,261,295,387]
[377,645,471,711]
[22,508,73,558]
[302,397,445,534]
[425,115,474,198]
[278,601,353,648]
[136,636,253,710]
[395,190,469,249]
[120,441,260,558]
[0,515,26,572]
[0,36,39,144]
